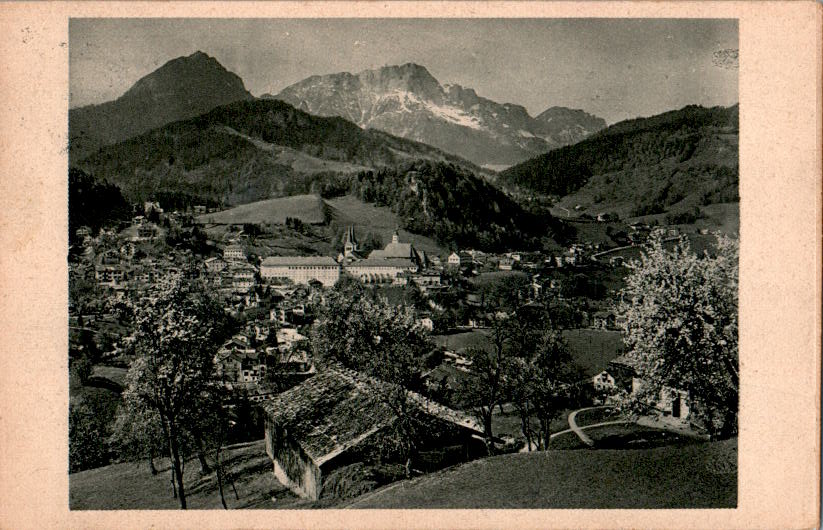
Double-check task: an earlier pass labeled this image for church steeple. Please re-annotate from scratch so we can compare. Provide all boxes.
[344,226,358,257]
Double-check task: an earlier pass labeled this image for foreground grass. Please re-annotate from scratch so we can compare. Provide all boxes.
[346,438,737,509]
[70,440,314,510]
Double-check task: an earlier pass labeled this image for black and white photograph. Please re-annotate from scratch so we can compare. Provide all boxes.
[65,16,742,510]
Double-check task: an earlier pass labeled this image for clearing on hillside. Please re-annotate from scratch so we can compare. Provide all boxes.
[196,194,328,225]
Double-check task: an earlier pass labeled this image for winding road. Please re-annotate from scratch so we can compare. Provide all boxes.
[519,406,630,452]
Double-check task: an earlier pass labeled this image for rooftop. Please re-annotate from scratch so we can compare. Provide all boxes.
[262,256,339,267]
[262,367,483,466]
[348,257,417,268]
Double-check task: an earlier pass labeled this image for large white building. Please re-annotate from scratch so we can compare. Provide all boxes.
[260,256,341,287]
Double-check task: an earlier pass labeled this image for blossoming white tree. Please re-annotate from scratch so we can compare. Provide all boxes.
[121,279,233,509]
[616,233,738,438]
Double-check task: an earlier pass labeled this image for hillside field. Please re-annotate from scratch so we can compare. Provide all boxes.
[197,194,328,225]
[345,438,737,508]
[433,328,624,378]
[70,440,316,510]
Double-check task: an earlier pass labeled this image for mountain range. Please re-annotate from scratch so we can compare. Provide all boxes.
[75,98,482,206]
[265,63,606,167]
[69,51,253,162]
[69,50,738,241]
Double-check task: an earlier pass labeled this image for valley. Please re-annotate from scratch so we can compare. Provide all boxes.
[67,40,739,513]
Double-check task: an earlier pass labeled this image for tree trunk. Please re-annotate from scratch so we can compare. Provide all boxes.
[215,456,227,510]
[482,409,495,454]
[149,454,158,476]
[194,433,213,475]
[167,422,187,509]
[159,418,177,499]
[197,451,212,475]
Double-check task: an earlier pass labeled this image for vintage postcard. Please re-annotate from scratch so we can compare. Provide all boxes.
[0,2,820,529]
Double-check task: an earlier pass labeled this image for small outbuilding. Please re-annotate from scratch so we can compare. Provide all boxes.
[262,367,487,500]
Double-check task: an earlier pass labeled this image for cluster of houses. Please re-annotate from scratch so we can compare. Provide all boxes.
[214,318,314,392]
[92,246,191,296]
[203,244,259,297]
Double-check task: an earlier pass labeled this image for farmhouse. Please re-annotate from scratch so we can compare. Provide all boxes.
[606,355,691,425]
[593,311,617,330]
[260,256,341,287]
[204,257,227,273]
[263,367,487,500]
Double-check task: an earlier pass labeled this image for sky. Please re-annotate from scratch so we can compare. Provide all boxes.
[70,18,738,124]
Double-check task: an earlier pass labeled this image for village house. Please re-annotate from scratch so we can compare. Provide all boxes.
[592,311,616,330]
[223,244,246,261]
[410,272,443,292]
[604,355,691,425]
[260,256,341,287]
[94,250,130,287]
[144,201,163,215]
[231,264,257,293]
[205,256,227,273]
[447,252,461,267]
[132,223,158,242]
[262,367,487,500]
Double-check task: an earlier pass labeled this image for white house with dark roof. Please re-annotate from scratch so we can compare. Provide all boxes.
[223,244,245,261]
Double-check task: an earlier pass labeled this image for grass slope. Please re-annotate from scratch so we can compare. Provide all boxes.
[346,438,737,508]
[70,440,315,510]
[561,329,625,377]
[197,194,328,225]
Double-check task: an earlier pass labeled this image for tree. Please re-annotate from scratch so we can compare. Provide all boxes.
[121,279,233,508]
[508,327,574,450]
[310,280,434,473]
[459,317,515,447]
[109,397,166,477]
[615,233,738,438]
[69,394,114,472]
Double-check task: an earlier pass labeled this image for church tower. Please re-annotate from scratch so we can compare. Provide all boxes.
[344,226,358,258]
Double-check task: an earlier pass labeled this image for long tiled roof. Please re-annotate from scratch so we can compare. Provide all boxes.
[261,256,339,267]
[262,367,483,466]
[347,258,416,268]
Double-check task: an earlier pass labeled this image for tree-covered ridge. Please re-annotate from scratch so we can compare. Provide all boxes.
[498,105,739,207]
[349,160,562,251]
[75,99,480,206]
[69,168,132,245]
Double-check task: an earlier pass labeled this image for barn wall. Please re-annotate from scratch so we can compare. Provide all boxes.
[264,415,322,499]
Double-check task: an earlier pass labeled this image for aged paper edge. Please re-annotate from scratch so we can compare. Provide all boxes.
[0,2,820,529]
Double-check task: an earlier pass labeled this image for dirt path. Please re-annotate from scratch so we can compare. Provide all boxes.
[518,418,631,452]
